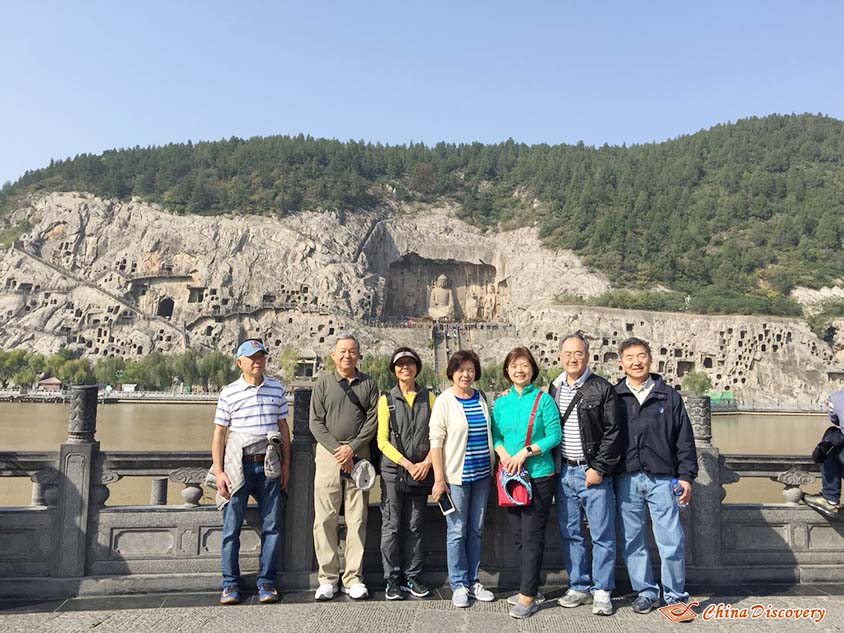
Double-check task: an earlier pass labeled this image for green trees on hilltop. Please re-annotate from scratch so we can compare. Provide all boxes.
[3,114,844,316]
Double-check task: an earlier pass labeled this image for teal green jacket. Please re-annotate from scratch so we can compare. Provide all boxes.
[491,383,561,478]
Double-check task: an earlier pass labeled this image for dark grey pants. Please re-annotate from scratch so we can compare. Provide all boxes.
[380,475,427,579]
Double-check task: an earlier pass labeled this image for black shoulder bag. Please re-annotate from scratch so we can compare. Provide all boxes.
[386,391,434,496]
[337,378,381,474]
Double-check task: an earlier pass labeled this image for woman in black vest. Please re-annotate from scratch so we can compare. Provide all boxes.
[377,347,435,600]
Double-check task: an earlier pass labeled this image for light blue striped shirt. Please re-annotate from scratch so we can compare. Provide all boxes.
[214,375,288,434]
[457,390,491,482]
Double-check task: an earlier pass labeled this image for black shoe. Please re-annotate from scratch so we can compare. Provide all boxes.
[401,576,431,598]
[632,594,657,614]
[385,576,404,601]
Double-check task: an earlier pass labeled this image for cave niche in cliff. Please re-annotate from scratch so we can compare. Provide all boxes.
[383,253,504,321]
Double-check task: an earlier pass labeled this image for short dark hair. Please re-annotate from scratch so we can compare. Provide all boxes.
[446,350,482,381]
[502,346,540,383]
[389,346,423,374]
[618,337,652,357]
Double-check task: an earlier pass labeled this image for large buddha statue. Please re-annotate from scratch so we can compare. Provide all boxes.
[428,274,455,320]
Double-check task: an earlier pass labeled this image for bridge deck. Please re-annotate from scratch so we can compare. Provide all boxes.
[2,584,842,630]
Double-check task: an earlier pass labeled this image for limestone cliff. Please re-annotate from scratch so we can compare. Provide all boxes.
[1,192,841,404]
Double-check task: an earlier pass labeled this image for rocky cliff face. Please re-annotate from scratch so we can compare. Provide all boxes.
[1,192,842,404]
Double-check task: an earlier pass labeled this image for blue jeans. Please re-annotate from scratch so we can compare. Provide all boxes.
[445,477,490,590]
[616,471,688,602]
[556,464,616,592]
[821,446,844,503]
[221,459,283,588]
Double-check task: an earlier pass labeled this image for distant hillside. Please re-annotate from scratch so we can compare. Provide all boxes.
[2,114,843,315]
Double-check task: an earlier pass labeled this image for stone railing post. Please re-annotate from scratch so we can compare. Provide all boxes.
[282,387,317,578]
[687,394,726,578]
[54,385,100,577]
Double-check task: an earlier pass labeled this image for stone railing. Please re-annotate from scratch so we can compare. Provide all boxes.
[1,388,843,598]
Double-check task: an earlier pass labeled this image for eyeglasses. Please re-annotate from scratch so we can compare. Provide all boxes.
[561,351,586,359]
[507,362,533,371]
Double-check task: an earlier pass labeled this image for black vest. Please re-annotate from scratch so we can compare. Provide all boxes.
[380,384,432,480]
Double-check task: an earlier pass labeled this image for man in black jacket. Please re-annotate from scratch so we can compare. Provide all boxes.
[614,337,697,614]
[548,333,622,616]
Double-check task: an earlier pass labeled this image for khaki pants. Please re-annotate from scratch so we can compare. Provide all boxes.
[313,443,370,587]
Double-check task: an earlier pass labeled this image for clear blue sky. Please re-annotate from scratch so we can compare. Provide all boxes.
[2,1,843,185]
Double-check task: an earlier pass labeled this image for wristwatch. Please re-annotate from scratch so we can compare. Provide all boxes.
[525,446,534,454]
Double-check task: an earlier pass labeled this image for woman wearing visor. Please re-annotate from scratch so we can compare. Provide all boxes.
[377,347,435,600]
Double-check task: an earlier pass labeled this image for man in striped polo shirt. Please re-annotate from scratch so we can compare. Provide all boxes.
[212,339,290,605]
[548,333,622,616]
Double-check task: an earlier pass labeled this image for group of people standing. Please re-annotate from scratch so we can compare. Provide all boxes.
[211,332,698,619]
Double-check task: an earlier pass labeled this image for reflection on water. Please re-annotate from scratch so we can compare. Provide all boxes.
[0,404,831,506]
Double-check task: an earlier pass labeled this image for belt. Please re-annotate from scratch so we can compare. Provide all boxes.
[243,453,265,462]
[564,458,588,467]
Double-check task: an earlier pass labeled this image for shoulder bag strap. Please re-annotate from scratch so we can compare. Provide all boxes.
[524,391,543,447]
[338,378,368,417]
[558,389,583,428]
[385,392,406,455]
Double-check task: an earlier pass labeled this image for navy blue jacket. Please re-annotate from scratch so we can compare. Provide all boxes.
[615,373,698,482]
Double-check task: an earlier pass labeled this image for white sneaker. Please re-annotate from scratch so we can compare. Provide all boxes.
[314,583,338,600]
[341,582,369,600]
[468,582,495,602]
[452,586,470,607]
[592,589,613,615]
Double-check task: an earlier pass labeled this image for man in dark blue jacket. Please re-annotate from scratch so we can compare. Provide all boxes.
[614,337,697,613]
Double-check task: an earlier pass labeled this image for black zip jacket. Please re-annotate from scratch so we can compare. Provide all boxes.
[615,373,698,482]
[548,371,623,475]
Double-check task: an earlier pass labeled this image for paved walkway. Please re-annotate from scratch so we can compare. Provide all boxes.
[2,585,843,632]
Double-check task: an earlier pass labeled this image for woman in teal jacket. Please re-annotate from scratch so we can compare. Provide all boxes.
[492,346,561,619]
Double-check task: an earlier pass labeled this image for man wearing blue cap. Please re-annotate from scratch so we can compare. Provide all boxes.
[212,338,290,605]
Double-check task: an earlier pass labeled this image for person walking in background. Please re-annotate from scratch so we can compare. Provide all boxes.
[212,339,290,605]
[548,333,622,616]
[309,334,379,601]
[376,347,435,600]
[430,350,497,608]
[804,389,844,518]
[491,346,561,619]
[614,337,697,613]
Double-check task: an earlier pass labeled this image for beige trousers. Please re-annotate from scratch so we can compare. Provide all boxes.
[313,443,370,587]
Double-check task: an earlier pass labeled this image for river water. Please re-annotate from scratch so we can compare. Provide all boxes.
[0,403,831,506]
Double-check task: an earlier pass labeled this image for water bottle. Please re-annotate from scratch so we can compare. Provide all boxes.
[670,478,688,508]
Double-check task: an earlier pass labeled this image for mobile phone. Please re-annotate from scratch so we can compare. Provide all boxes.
[437,490,455,516]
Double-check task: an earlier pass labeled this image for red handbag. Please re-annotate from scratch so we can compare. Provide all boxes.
[496,392,542,507]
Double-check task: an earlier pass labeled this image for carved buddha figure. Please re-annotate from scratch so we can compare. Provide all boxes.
[428,274,455,320]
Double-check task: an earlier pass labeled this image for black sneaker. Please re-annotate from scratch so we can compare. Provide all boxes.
[385,576,404,601]
[401,576,431,598]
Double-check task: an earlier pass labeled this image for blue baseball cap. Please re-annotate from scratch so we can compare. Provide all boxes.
[235,339,268,358]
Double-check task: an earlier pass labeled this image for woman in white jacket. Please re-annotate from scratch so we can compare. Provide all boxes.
[430,350,496,608]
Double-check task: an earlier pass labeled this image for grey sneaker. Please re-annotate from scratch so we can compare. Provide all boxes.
[632,594,657,614]
[507,592,545,606]
[468,582,495,602]
[592,589,613,615]
[558,588,592,608]
[509,600,539,619]
[452,586,470,608]
[804,493,841,519]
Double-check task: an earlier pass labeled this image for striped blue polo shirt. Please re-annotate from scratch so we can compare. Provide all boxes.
[214,374,288,434]
[457,389,491,482]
